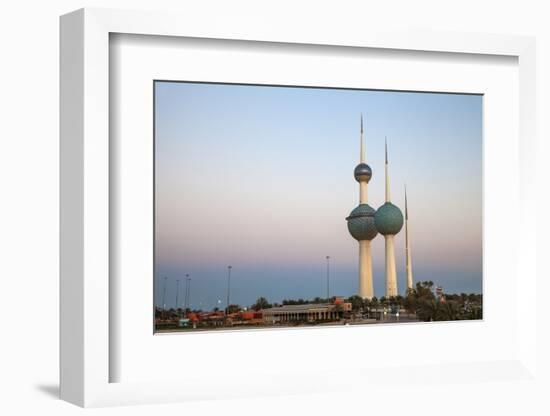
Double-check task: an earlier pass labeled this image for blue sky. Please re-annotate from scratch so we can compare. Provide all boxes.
[154,81,482,310]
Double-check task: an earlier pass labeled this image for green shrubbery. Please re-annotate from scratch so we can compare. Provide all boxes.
[405,281,482,321]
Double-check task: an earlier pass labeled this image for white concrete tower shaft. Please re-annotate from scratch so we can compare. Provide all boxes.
[359,115,368,204]
[359,240,373,299]
[405,186,414,291]
[385,235,398,296]
[384,138,398,298]
[358,115,373,299]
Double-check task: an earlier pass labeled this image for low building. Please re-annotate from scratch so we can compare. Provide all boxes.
[261,300,351,324]
[196,311,225,327]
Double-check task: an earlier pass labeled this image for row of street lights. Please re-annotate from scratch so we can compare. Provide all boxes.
[326,255,330,301]
[226,265,232,314]
[160,267,232,314]
[161,274,191,312]
[224,257,332,313]
[161,256,332,315]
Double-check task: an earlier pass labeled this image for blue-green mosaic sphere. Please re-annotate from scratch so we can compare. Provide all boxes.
[374,202,404,235]
[346,204,378,241]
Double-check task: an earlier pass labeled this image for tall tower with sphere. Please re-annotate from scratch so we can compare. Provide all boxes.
[374,139,404,298]
[346,115,378,299]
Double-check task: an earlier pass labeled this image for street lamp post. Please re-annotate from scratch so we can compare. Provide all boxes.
[175,279,180,315]
[226,265,232,315]
[326,256,330,302]
[162,276,167,320]
[183,274,190,313]
[186,276,191,312]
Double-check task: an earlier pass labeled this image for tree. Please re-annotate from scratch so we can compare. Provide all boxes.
[405,287,416,297]
[466,305,483,320]
[415,281,435,299]
[438,301,461,321]
[404,290,417,314]
[251,297,271,311]
[347,295,364,311]
[394,280,482,321]
[226,304,241,314]
[417,299,441,321]
[468,293,479,303]
[370,297,379,309]
[394,295,404,308]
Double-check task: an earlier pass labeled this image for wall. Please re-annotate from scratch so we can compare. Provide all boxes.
[0,1,548,415]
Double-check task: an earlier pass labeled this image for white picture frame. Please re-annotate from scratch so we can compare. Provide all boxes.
[60,7,537,408]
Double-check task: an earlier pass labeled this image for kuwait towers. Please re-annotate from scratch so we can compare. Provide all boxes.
[346,121,409,299]
[374,139,404,297]
[345,116,378,299]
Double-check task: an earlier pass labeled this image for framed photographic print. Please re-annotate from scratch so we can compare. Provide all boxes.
[152,81,483,334]
[60,8,538,408]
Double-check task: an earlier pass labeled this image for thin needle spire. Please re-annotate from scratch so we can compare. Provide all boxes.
[405,184,408,220]
[405,184,414,290]
[385,136,391,202]
[360,113,365,163]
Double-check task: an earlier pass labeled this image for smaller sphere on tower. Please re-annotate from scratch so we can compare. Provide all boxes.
[354,163,372,183]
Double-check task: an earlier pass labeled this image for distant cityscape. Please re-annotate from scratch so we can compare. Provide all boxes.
[155,281,482,332]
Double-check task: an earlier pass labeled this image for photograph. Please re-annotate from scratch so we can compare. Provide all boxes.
[153,81,483,333]
[1,0,542,412]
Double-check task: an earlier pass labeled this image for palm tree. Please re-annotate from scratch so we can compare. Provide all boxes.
[404,291,416,314]
[417,299,441,321]
[252,297,271,311]
[370,297,379,309]
[416,281,435,299]
[226,304,241,314]
[347,295,364,311]
[394,295,404,308]
[438,301,461,321]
